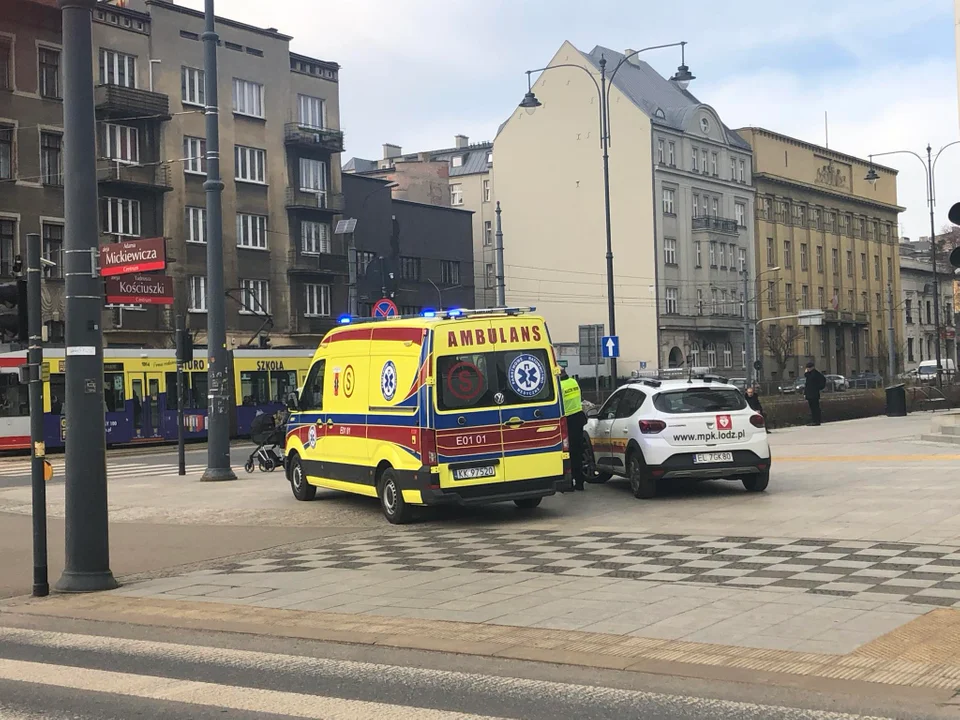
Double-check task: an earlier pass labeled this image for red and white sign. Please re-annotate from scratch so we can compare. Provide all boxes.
[105,273,174,305]
[715,414,732,430]
[100,237,166,277]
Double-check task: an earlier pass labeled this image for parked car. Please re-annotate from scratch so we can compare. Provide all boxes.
[918,359,957,384]
[849,372,883,389]
[825,374,847,392]
[729,378,747,392]
[779,377,805,394]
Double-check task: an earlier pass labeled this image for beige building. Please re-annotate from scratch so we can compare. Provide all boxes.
[344,135,498,307]
[737,128,903,381]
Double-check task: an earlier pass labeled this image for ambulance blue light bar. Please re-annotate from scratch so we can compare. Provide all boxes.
[334,307,538,325]
[337,315,352,325]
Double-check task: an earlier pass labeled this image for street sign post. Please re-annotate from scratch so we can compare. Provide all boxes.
[601,335,620,358]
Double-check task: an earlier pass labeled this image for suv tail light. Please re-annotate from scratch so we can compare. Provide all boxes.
[749,414,765,428]
[420,428,438,467]
[638,419,666,434]
[560,415,570,452]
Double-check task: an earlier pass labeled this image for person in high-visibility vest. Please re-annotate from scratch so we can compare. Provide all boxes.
[560,370,587,491]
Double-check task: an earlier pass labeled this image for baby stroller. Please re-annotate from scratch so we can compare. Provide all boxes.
[244,409,288,473]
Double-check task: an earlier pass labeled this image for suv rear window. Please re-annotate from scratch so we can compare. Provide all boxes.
[436,349,555,411]
[653,387,746,414]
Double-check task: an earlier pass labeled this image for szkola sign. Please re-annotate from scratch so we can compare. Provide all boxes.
[105,273,174,305]
[99,237,166,277]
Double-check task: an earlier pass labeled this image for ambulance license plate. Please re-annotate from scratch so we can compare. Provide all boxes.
[453,466,496,480]
[693,452,733,464]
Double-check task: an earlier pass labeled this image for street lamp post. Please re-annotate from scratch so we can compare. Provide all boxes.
[866,141,960,388]
[519,42,693,386]
[742,266,781,386]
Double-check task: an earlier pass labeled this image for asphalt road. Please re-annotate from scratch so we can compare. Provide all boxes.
[0,616,951,720]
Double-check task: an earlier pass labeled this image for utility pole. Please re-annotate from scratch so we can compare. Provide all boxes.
[495,201,505,307]
[887,283,897,382]
[927,145,944,389]
[175,315,186,476]
[742,271,753,386]
[26,233,47,597]
[55,0,116,592]
[201,0,236,482]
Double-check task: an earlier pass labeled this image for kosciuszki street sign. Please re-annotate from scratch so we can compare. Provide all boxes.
[99,237,166,277]
[105,273,174,305]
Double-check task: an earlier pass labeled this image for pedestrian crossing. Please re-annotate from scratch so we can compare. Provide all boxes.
[0,461,208,480]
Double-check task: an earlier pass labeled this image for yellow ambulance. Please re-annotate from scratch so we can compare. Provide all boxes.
[284,307,572,523]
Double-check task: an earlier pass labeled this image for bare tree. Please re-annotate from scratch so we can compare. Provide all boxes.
[764,323,801,378]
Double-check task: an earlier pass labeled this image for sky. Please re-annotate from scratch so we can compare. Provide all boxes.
[181,0,958,242]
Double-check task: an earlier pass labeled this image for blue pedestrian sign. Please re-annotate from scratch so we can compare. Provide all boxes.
[601,335,619,359]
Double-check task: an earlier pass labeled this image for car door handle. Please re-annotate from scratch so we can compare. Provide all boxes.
[325,419,334,427]
[503,418,524,428]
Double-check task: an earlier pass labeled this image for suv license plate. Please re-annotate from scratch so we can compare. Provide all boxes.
[693,452,733,464]
[453,466,496,480]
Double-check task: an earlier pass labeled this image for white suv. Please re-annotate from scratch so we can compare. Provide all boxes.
[584,376,771,499]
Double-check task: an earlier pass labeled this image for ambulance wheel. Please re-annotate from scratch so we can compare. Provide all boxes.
[378,467,413,525]
[514,497,542,509]
[288,454,315,501]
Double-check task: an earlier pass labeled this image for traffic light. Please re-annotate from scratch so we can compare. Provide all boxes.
[0,280,28,342]
[176,327,193,364]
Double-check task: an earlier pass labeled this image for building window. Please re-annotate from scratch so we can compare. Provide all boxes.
[0,37,10,91]
[766,237,775,266]
[735,202,745,228]
[905,298,913,324]
[661,187,675,214]
[691,343,700,366]
[886,257,893,281]
[767,281,776,311]
[301,220,330,254]
[813,208,822,230]
[774,200,788,224]
[845,250,852,277]
[730,156,737,181]
[719,243,726,268]
[723,343,732,368]
[38,47,60,99]
[450,183,463,206]
[847,290,854,310]
[804,327,811,355]
[801,285,809,309]
[692,194,700,217]
[665,287,678,314]
[181,66,204,106]
[817,286,824,309]
[907,337,915,362]
[297,94,325,129]
[482,179,491,202]
[234,145,265,183]
[860,253,867,279]
[875,293,881,315]
[40,132,62,185]
[832,247,839,276]
[185,206,206,244]
[236,213,267,249]
[711,288,719,314]
[305,283,331,317]
[712,198,719,217]
[103,123,138,164]
[299,157,326,193]
[240,279,270,314]
[738,247,746,273]
[99,49,137,88]
[189,275,207,312]
[664,238,677,265]
[451,155,463,168]
[792,204,806,226]
[696,289,703,315]
[487,151,493,164]
[0,126,11,180]
[721,289,729,313]
[707,343,717,367]
[800,243,808,271]
[657,138,664,164]
[862,292,869,313]
[739,160,745,183]
[483,221,493,246]
[667,142,675,166]
[440,260,460,285]
[691,147,699,172]
[183,136,206,174]
[232,78,264,118]
[356,250,375,277]
[485,263,495,288]
[857,217,865,238]
[695,241,702,267]
[785,283,794,312]
[41,223,63,278]
[0,219,13,276]
[709,241,717,267]
[874,255,880,280]
[783,239,792,269]
[399,256,421,280]
[816,245,823,273]
[701,149,708,174]
[102,197,140,236]
[711,152,718,176]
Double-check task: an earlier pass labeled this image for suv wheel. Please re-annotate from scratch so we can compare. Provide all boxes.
[743,471,770,493]
[627,452,656,499]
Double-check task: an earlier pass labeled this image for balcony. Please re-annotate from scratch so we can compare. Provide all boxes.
[96,160,172,191]
[285,188,345,213]
[287,247,349,277]
[94,84,170,121]
[692,216,739,235]
[284,123,345,153]
[855,312,869,324]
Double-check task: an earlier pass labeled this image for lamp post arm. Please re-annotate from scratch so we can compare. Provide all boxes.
[868,149,930,203]
[525,64,603,148]
[930,140,960,204]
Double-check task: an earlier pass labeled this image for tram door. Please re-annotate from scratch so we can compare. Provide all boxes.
[131,372,165,439]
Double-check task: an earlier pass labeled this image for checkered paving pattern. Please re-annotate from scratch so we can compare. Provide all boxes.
[208,529,960,608]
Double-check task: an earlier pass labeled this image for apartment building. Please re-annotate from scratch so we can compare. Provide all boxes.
[344,135,498,308]
[899,238,956,373]
[0,0,345,349]
[737,128,903,381]
[495,41,755,374]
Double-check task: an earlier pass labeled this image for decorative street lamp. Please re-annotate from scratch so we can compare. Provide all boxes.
[519,42,692,384]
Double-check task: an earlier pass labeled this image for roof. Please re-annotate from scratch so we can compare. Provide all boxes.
[145,0,293,40]
[345,141,493,178]
[585,46,751,152]
[343,157,378,173]
[737,127,899,174]
[289,51,339,71]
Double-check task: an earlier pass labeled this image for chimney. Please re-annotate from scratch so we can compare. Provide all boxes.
[383,143,402,160]
[454,134,469,149]
[624,49,640,67]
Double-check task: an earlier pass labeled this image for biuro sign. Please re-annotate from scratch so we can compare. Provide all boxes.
[99,237,166,277]
[105,273,174,305]
[444,324,543,349]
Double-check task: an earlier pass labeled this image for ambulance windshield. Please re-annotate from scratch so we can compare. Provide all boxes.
[436,349,555,411]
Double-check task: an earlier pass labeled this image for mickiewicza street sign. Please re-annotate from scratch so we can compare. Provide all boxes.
[105,273,174,305]
[99,237,166,277]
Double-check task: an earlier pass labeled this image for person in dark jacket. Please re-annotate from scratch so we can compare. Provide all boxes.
[803,361,827,426]
[744,386,768,433]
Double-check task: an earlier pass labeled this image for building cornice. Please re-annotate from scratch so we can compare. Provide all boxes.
[754,173,905,214]
[145,0,293,40]
[738,126,899,175]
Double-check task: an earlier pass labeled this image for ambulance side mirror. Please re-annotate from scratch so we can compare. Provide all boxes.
[285,391,299,411]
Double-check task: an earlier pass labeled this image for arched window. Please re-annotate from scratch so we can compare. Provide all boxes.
[690,342,700,366]
[723,343,733,369]
[706,343,717,367]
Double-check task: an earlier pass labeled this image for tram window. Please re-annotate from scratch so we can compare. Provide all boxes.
[103,373,126,413]
[240,371,269,406]
[191,372,208,409]
[165,372,179,410]
[0,374,28,417]
[49,374,65,415]
[270,371,297,403]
